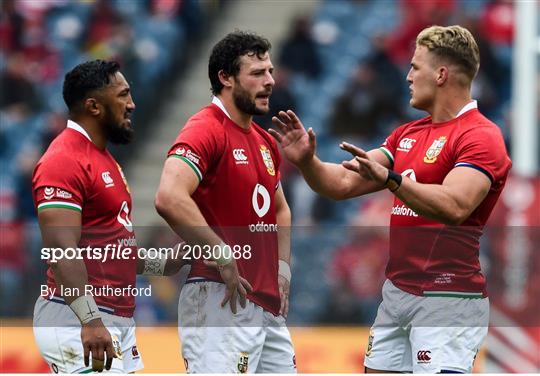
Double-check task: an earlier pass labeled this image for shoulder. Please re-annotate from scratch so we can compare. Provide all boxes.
[456,110,506,143]
[184,105,226,132]
[391,116,431,138]
[37,130,91,172]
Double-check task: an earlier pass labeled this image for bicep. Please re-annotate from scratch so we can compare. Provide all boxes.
[37,208,82,247]
[158,156,200,197]
[442,166,491,213]
[274,184,290,214]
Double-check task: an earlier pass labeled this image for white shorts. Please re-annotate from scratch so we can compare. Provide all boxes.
[178,280,296,373]
[364,280,489,373]
[33,297,144,373]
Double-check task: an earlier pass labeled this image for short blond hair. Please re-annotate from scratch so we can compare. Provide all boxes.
[416,25,480,84]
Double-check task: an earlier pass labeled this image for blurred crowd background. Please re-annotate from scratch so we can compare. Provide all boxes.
[1,0,538,372]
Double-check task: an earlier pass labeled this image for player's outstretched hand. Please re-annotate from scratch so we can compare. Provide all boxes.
[205,259,253,314]
[82,318,116,372]
[340,142,388,184]
[269,110,316,167]
[278,275,290,318]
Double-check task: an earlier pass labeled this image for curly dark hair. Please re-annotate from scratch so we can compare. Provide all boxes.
[62,59,120,112]
[208,31,272,95]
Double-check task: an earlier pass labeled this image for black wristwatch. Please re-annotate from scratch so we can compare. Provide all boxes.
[385,170,402,192]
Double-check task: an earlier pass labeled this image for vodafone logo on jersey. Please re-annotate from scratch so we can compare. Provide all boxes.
[252,184,270,218]
[250,184,278,232]
[233,149,248,165]
[397,138,416,152]
[117,201,133,232]
[401,168,417,181]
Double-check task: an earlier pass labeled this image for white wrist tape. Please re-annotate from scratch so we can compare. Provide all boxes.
[70,295,101,324]
[140,247,167,276]
[278,260,291,282]
[215,241,233,266]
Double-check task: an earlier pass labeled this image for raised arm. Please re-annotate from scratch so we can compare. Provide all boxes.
[344,148,492,225]
[269,110,390,200]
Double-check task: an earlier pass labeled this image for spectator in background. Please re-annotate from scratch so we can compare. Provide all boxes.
[480,0,513,46]
[385,0,455,66]
[83,0,122,54]
[0,0,24,53]
[0,53,42,114]
[279,15,321,79]
[329,35,408,141]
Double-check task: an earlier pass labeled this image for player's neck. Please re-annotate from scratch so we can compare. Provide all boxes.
[430,90,473,123]
[71,117,108,150]
[217,94,252,129]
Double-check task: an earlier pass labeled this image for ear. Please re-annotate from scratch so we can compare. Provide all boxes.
[84,98,101,116]
[436,66,449,86]
[218,70,233,89]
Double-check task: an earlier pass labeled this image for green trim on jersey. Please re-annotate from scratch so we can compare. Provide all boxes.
[37,202,82,212]
[169,154,203,182]
[423,291,483,299]
[379,147,394,165]
[79,369,94,374]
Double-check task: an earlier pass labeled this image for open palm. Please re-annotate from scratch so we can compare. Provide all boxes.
[268,110,316,166]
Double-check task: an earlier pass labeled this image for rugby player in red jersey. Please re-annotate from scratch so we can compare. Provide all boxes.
[270,25,511,373]
[155,31,296,373]
[33,60,186,373]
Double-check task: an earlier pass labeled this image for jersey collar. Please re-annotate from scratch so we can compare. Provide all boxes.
[67,120,92,141]
[212,96,232,120]
[456,100,478,118]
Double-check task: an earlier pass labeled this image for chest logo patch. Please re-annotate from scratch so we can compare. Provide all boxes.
[397,138,416,152]
[259,145,275,176]
[233,148,249,165]
[423,136,447,164]
[102,171,115,188]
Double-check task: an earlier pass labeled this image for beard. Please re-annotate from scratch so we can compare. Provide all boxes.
[103,105,134,145]
[232,81,269,116]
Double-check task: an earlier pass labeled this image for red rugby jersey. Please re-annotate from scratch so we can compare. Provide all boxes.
[33,121,137,317]
[379,104,512,298]
[167,98,282,314]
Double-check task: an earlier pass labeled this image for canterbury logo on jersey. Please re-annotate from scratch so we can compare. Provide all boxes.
[233,148,249,164]
[397,138,416,152]
[417,350,431,363]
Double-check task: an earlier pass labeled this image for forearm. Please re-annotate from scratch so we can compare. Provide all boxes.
[156,193,223,247]
[276,205,291,264]
[298,157,353,200]
[394,178,471,225]
[300,156,383,200]
[50,258,90,304]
